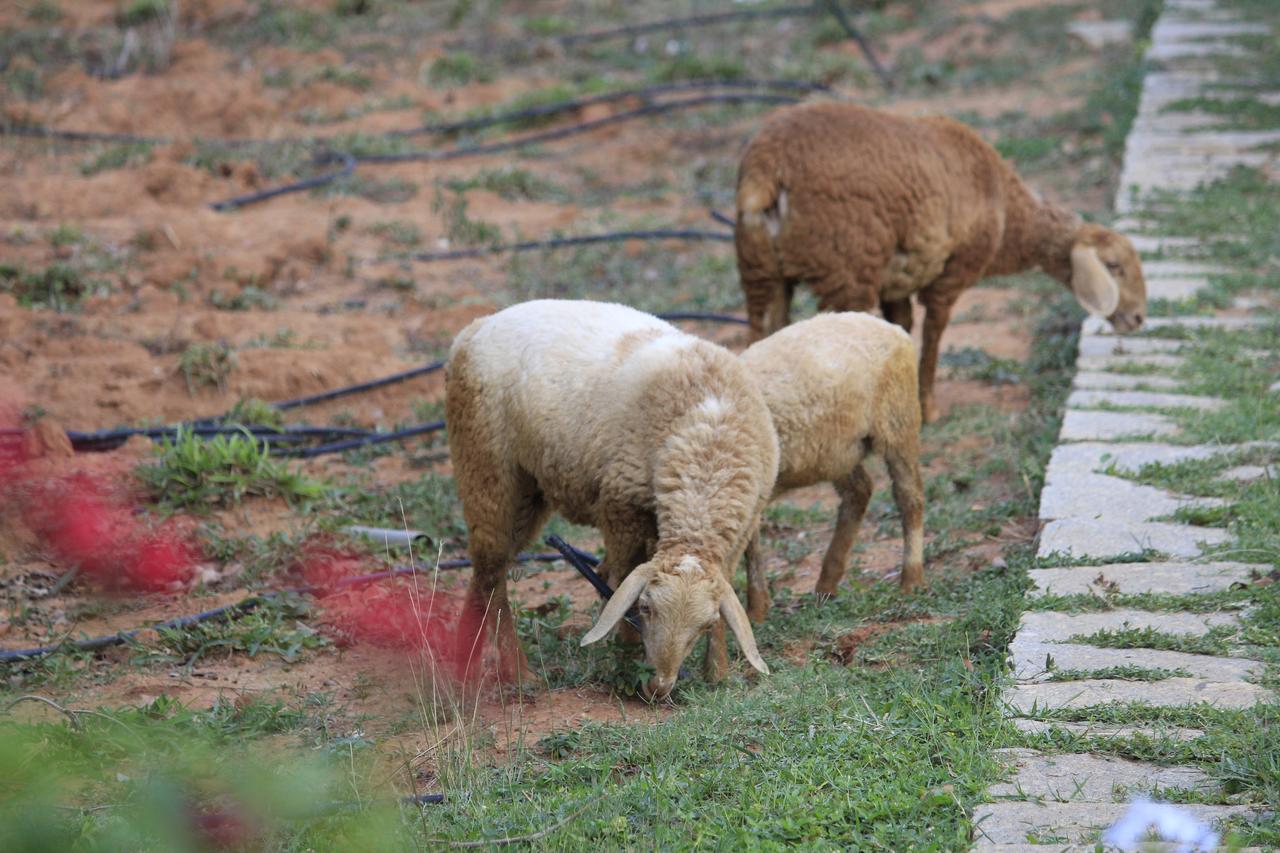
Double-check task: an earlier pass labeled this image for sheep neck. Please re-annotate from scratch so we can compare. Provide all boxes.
[989,178,1080,284]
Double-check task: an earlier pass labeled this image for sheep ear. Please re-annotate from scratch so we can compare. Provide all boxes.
[581,564,653,646]
[720,584,769,675]
[1069,246,1120,317]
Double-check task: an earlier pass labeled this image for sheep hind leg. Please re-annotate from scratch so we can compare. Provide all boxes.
[814,465,874,600]
[917,297,956,424]
[743,276,791,343]
[884,437,926,592]
[458,476,548,687]
[881,297,914,334]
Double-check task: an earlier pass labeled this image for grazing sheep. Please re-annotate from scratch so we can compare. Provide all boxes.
[445,299,778,700]
[739,312,925,621]
[735,101,1147,422]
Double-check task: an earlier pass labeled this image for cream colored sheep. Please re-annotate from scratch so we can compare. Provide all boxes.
[739,312,925,621]
[735,101,1147,423]
[445,299,778,700]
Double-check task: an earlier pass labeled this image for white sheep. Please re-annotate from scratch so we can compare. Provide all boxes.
[445,299,778,699]
[738,312,926,620]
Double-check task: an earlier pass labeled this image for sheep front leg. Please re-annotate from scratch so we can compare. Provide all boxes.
[815,465,874,600]
[917,295,957,424]
[745,528,771,623]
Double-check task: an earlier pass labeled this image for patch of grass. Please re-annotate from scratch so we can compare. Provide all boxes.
[25,1,62,23]
[209,285,279,311]
[1069,625,1234,657]
[367,220,422,247]
[323,473,467,547]
[1163,95,1280,130]
[505,236,739,314]
[178,342,235,393]
[1045,664,1193,682]
[940,346,1024,385]
[79,142,153,175]
[443,167,568,202]
[320,173,417,204]
[427,52,493,86]
[648,53,748,82]
[133,593,328,668]
[432,189,500,246]
[116,0,169,28]
[0,262,100,311]
[224,397,285,429]
[139,426,323,510]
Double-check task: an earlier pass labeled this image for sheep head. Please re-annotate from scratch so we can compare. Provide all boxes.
[580,554,768,701]
[1069,224,1146,333]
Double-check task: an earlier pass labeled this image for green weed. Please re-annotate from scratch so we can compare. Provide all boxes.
[138,426,323,510]
[178,342,235,393]
[80,142,154,176]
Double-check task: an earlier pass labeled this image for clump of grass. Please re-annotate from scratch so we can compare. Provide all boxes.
[209,285,278,311]
[116,0,169,27]
[138,593,328,667]
[367,220,422,247]
[0,262,99,311]
[80,142,154,175]
[427,52,493,86]
[940,346,1023,385]
[1045,664,1193,682]
[444,167,568,202]
[649,53,747,82]
[178,342,235,393]
[432,189,500,246]
[139,426,323,510]
[1070,625,1235,657]
[225,397,284,429]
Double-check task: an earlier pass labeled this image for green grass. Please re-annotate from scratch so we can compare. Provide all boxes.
[443,167,568,202]
[1045,664,1193,682]
[1069,625,1234,656]
[138,426,324,511]
[0,262,100,311]
[79,143,153,176]
[177,342,235,393]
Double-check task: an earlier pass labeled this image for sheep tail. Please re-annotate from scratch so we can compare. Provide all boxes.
[734,165,786,279]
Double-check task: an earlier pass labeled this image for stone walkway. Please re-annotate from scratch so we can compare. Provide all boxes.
[972,1,1276,849]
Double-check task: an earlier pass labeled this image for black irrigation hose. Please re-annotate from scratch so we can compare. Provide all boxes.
[1,79,827,149]
[209,152,355,212]
[546,536,642,633]
[557,4,821,47]
[209,92,801,210]
[273,361,446,412]
[65,424,371,453]
[821,0,894,92]
[358,92,800,165]
[709,209,736,229]
[656,311,749,325]
[284,420,446,459]
[401,229,733,264]
[0,549,598,665]
[390,78,831,139]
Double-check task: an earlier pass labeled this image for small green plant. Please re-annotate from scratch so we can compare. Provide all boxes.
[116,0,170,27]
[179,342,236,393]
[139,426,324,510]
[80,142,153,176]
[142,593,328,667]
[940,347,1023,385]
[426,52,493,86]
[367,220,423,247]
[209,285,279,311]
[49,223,83,247]
[26,1,62,22]
[0,262,96,311]
[432,189,500,246]
[225,397,285,429]
[444,167,567,202]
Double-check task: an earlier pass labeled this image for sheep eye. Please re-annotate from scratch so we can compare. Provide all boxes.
[1105,261,1123,274]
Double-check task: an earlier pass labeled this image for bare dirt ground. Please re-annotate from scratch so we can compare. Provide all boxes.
[1,0,1129,771]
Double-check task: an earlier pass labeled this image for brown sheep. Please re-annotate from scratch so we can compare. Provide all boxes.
[735,101,1147,422]
[739,312,925,622]
[445,299,778,700]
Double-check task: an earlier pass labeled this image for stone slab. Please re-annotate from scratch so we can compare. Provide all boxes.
[988,749,1215,801]
[1081,315,1264,336]
[1010,640,1261,683]
[1147,276,1210,300]
[1011,718,1206,742]
[1044,441,1260,477]
[1058,410,1179,441]
[1067,19,1133,49]
[1005,678,1271,712]
[1026,561,1259,596]
[1038,517,1229,560]
[1126,235,1199,253]
[1077,336,1183,358]
[1016,610,1239,644]
[1219,464,1274,482]
[1066,389,1224,411]
[1074,353,1184,371]
[1072,371,1181,391]
[972,802,1254,846]
[1039,469,1220,525]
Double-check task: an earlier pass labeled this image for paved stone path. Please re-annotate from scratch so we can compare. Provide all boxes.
[972,1,1275,848]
